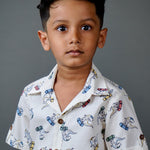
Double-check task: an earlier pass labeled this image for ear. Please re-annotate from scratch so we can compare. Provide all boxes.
[38,30,50,51]
[97,28,108,49]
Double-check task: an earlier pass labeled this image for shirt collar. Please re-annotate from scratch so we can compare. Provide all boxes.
[91,64,109,96]
[28,63,109,98]
[27,65,57,96]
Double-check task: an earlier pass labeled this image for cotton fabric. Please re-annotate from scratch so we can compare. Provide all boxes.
[6,64,148,150]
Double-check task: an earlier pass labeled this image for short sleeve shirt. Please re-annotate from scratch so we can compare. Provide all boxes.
[6,64,149,150]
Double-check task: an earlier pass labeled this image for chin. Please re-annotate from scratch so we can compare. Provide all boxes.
[64,61,92,69]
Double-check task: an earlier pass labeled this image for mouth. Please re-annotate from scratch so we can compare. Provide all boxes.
[66,50,84,56]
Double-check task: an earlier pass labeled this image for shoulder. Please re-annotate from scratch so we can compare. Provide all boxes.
[22,65,57,96]
[103,76,129,100]
[22,75,48,96]
[92,64,128,99]
[104,77,124,91]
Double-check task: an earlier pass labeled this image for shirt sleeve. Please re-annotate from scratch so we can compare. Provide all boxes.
[5,91,30,150]
[104,89,149,150]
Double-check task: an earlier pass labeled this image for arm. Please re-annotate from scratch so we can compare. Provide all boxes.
[104,89,148,150]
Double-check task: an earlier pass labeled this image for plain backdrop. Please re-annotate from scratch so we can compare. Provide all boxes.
[0,0,150,149]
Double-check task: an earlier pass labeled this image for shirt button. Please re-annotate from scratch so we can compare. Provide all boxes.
[58,119,64,124]
[140,134,145,140]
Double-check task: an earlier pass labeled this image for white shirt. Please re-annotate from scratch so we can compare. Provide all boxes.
[6,64,148,150]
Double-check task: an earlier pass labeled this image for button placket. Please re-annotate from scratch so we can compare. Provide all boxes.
[52,123,63,149]
[52,115,66,149]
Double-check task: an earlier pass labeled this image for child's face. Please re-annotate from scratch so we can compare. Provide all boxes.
[38,0,107,69]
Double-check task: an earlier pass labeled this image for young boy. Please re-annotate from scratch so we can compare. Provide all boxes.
[6,0,149,149]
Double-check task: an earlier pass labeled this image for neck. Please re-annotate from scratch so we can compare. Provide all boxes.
[55,63,92,85]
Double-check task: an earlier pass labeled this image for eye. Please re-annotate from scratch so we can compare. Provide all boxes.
[81,25,92,31]
[57,25,67,32]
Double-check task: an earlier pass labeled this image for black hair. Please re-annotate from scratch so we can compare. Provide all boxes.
[37,0,106,30]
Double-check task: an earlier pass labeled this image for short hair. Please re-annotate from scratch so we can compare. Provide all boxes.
[37,0,106,30]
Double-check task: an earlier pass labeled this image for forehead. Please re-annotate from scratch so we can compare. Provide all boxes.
[48,0,98,22]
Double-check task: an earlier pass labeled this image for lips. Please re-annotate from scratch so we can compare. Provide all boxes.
[66,50,84,56]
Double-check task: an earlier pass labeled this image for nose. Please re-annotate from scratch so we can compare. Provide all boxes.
[69,28,80,45]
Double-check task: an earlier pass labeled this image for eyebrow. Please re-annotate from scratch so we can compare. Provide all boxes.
[81,18,97,24]
[52,18,97,25]
[52,20,68,25]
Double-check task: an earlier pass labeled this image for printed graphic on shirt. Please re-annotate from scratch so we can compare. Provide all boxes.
[82,99,91,108]
[95,88,108,95]
[34,81,44,91]
[42,88,54,109]
[92,69,98,78]
[97,106,107,125]
[24,129,35,149]
[48,71,54,80]
[90,136,99,150]
[30,141,35,150]
[7,133,24,149]
[17,107,34,120]
[47,113,60,126]
[11,139,24,149]
[29,108,34,120]
[44,89,54,102]
[82,85,91,94]
[35,125,49,140]
[102,89,113,101]
[23,84,34,96]
[17,107,23,116]
[23,80,44,96]
[119,117,138,131]
[82,69,97,94]
[110,100,122,118]
[106,135,125,149]
[77,114,94,128]
[60,124,77,141]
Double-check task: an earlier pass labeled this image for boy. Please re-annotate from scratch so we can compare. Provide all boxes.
[6,0,149,149]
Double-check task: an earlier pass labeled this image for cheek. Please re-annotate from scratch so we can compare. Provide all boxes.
[85,39,99,51]
[83,32,100,44]
[50,38,64,51]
